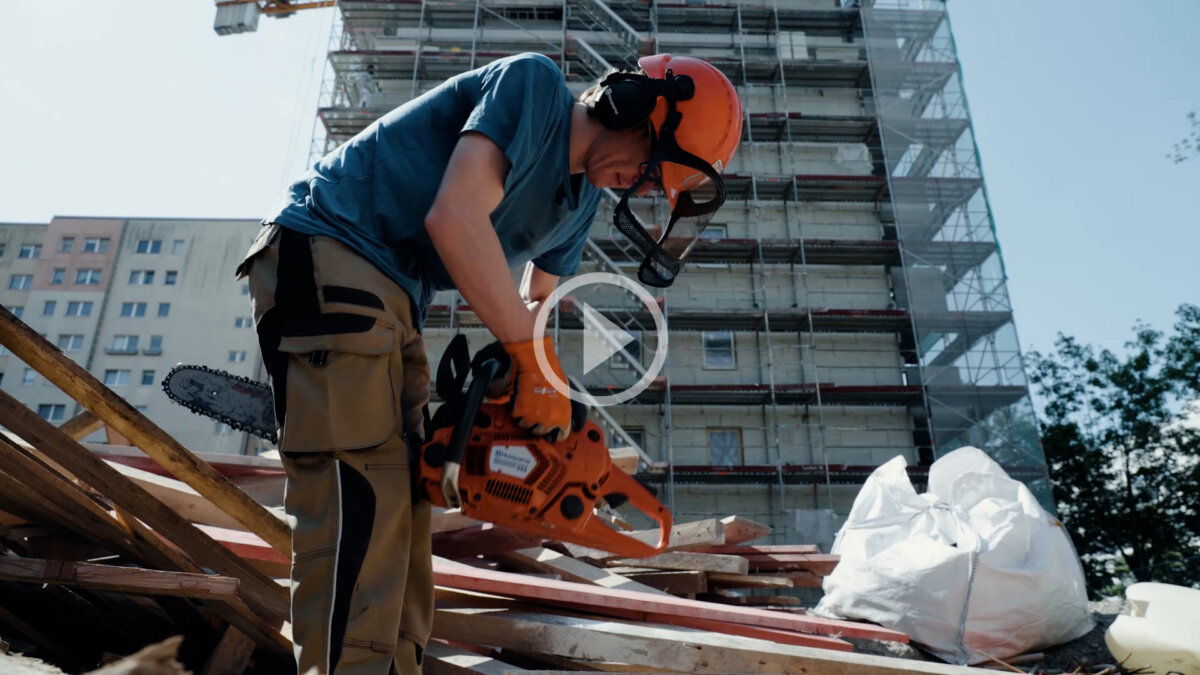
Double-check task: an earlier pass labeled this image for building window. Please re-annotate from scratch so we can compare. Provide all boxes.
[146,335,164,354]
[110,335,139,353]
[164,270,178,285]
[83,237,110,253]
[103,369,131,386]
[695,225,728,269]
[215,421,233,435]
[75,268,102,285]
[66,301,93,317]
[234,317,252,328]
[9,275,32,290]
[135,239,162,254]
[18,244,41,259]
[702,331,736,369]
[60,236,75,252]
[241,285,250,296]
[50,268,65,284]
[229,350,247,363]
[0,243,6,257]
[21,368,36,385]
[38,404,65,422]
[120,302,147,318]
[141,369,156,386]
[129,270,155,285]
[157,303,170,318]
[42,300,56,316]
[10,306,22,318]
[708,428,743,467]
[57,334,84,352]
[172,239,186,255]
[623,427,645,451]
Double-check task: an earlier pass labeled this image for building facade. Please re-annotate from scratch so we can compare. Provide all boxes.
[1,217,266,456]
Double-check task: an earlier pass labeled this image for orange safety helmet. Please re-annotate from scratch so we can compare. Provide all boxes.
[605,53,743,287]
[638,53,743,207]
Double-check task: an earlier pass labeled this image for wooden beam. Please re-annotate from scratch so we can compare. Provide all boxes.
[0,306,290,555]
[0,557,239,600]
[613,569,707,595]
[432,523,544,559]
[689,544,821,555]
[494,547,669,596]
[0,390,288,622]
[58,410,104,441]
[423,641,527,674]
[202,626,256,675]
[612,552,749,575]
[108,461,251,531]
[743,553,839,575]
[432,560,908,643]
[430,508,485,534]
[717,515,771,545]
[565,517,726,560]
[432,606,977,674]
[707,572,793,589]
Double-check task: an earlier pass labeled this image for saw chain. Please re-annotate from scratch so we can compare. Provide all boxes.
[161,364,278,443]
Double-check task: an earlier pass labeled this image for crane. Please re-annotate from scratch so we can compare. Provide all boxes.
[213,0,336,35]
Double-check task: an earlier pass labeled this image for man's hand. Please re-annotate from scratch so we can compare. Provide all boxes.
[503,337,571,441]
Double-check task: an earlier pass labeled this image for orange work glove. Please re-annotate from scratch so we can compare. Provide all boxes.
[502,336,572,441]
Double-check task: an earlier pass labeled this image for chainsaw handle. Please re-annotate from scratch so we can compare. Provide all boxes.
[445,357,504,467]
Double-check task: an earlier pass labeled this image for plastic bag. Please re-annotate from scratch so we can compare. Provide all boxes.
[813,446,1093,665]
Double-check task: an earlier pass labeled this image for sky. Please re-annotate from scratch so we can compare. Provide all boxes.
[1,0,1197,358]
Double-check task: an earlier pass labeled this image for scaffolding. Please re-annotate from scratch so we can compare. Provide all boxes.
[311,0,1053,541]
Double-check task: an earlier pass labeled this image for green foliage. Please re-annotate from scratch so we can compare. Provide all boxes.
[1028,304,1200,597]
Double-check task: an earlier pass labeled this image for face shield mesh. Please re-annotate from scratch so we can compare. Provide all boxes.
[611,141,727,288]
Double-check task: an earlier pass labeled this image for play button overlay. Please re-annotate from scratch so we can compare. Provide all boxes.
[580,302,635,374]
[533,272,668,407]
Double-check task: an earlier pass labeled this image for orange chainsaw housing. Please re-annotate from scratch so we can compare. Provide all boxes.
[417,402,671,558]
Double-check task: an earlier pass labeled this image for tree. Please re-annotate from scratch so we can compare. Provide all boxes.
[1028,304,1200,597]
[1167,111,1199,164]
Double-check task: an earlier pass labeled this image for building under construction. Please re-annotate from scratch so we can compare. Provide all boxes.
[0,0,1052,548]
[304,0,1053,541]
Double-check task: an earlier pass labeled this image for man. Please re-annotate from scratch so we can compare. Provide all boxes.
[237,52,741,674]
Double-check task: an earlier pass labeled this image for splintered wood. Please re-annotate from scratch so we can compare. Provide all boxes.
[0,306,953,674]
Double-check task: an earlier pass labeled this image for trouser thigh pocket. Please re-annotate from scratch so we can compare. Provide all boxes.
[277,322,398,452]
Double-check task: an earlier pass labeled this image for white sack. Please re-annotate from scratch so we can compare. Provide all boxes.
[813,446,1093,665]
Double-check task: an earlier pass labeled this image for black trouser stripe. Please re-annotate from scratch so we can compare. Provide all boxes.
[258,227,321,430]
[329,461,376,670]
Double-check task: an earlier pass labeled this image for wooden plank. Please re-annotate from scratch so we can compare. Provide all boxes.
[432,560,908,643]
[0,390,289,622]
[0,557,239,600]
[565,518,725,560]
[613,570,707,595]
[0,306,290,555]
[717,515,771,545]
[608,446,640,474]
[432,606,979,674]
[495,547,669,596]
[201,626,256,675]
[58,410,104,441]
[430,508,485,534]
[744,553,839,575]
[783,569,825,588]
[707,572,793,589]
[107,461,249,531]
[612,551,748,575]
[689,544,821,555]
[423,641,527,674]
[432,523,544,559]
[0,438,290,653]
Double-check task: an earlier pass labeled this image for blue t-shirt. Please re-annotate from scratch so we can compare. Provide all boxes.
[268,53,601,328]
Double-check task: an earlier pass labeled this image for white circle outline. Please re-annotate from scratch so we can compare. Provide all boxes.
[532,272,668,407]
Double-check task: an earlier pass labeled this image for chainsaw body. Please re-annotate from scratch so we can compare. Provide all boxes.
[418,336,671,559]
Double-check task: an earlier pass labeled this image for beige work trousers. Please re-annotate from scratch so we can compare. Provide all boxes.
[239,224,433,674]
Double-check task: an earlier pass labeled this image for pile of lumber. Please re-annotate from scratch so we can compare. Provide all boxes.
[0,306,989,674]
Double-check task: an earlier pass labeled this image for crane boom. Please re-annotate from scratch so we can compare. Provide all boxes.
[213,0,336,35]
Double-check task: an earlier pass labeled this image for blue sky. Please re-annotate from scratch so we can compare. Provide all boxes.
[1,1,1196,357]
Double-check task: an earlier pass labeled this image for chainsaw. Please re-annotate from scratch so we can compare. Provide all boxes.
[163,335,671,558]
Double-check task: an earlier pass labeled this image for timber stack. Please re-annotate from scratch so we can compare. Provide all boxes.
[0,305,980,674]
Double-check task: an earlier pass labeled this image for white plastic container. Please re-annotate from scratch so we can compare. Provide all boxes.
[1105,582,1200,674]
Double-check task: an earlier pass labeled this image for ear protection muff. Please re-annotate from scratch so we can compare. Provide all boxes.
[589,71,696,131]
